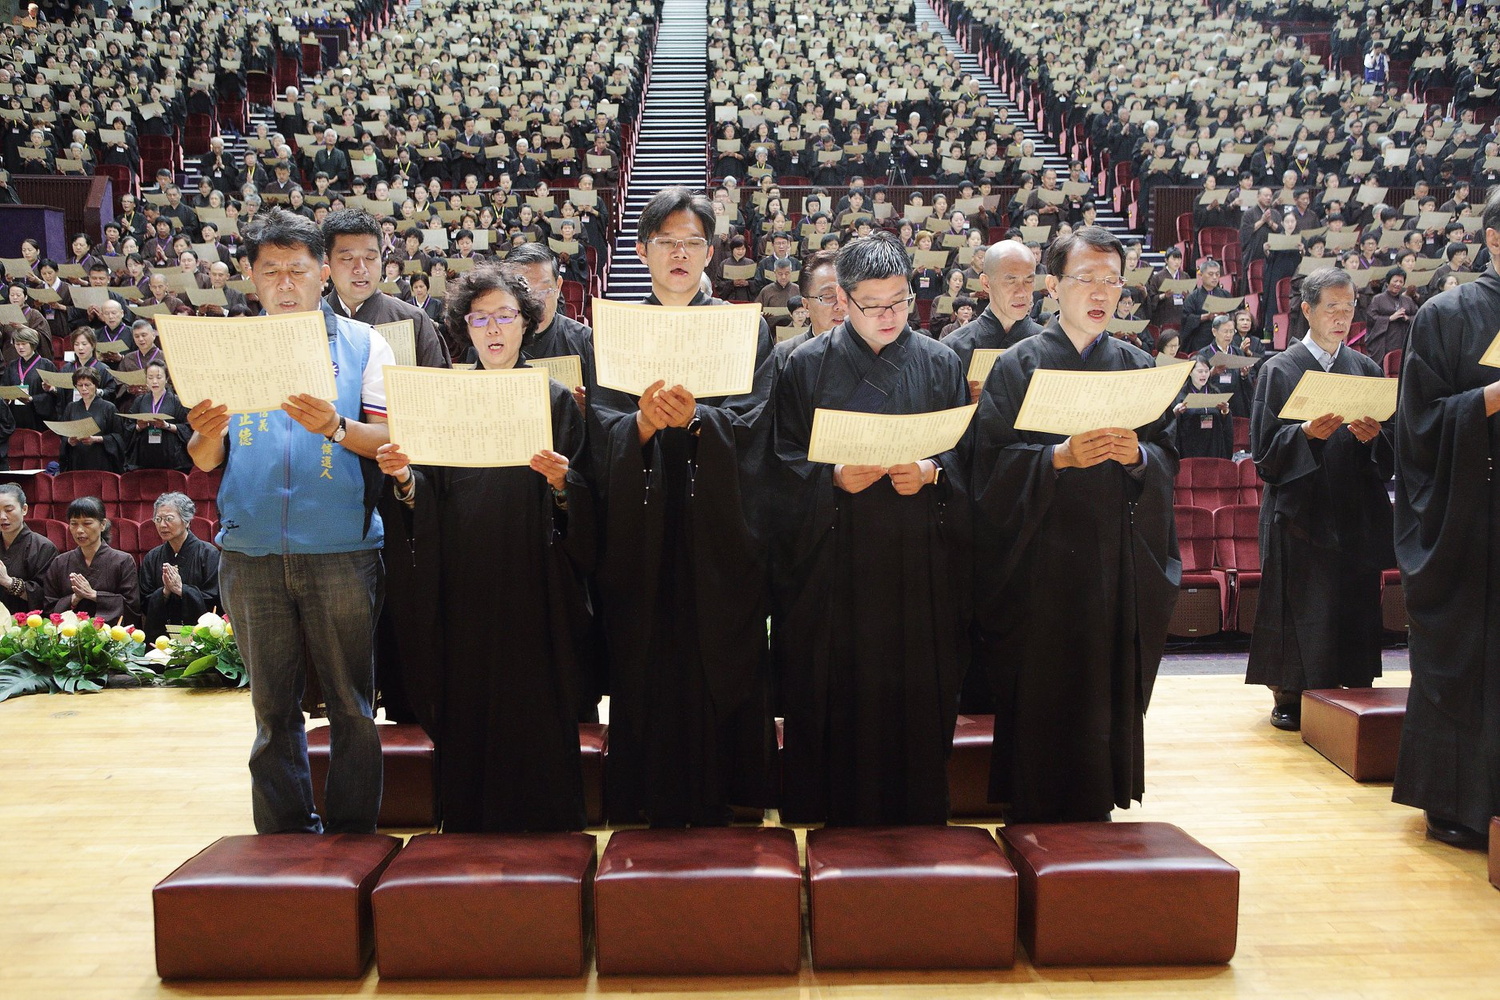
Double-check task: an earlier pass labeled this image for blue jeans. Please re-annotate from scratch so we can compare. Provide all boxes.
[221,549,384,834]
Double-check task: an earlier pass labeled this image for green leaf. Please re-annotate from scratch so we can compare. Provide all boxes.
[182,654,219,678]
[0,663,53,702]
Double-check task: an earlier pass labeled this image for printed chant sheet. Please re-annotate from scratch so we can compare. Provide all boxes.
[967,348,1006,385]
[384,365,552,468]
[592,300,760,397]
[1277,371,1398,422]
[1013,365,1191,436]
[807,404,977,467]
[156,311,337,414]
[527,355,584,389]
[375,320,417,368]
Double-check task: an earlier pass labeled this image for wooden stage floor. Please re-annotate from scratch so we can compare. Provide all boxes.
[1,672,1496,1000]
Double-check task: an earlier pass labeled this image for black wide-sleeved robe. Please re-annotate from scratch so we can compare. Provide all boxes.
[771,323,972,826]
[971,320,1181,823]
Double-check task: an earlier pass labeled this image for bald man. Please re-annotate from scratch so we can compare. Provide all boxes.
[942,241,1045,403]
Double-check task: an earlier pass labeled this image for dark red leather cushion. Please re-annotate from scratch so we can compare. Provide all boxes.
[153,833,402,979]
[807,826,1016,969]
[1301,687,1408,781]
[579,724,607,827]
[308,723,436,829]
[948,715,1002,818]
[373,832,596,978]
[1001,822,1239,966]
[594,827,801,975]
[1489,819,1499,891]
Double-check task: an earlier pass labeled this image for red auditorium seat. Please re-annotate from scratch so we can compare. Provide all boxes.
[7,429,46,470]
[189,516,216,544]
[106,518,142,558]
[51,471,122,510]
[1174,457,1239,511]
[1382,349,1402,378]
[1196,227,1237,266]
[120,469,191,522]
[245,71,275,107]
[185,468,221,520]
[1236,457,1262,506]
[1169,505,1223,637]
[1232,416,1250,455]
[0,470,50,509]
[26,518,71,552]
[1213,504,1262,633]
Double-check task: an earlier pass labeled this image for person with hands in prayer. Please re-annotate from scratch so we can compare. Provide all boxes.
[970,226,1181,824]
[185,207,393,837]
[138,491,220,643]
[374,265,596,833]
[589,186,774,827]
[42,495,139,625]
[0,482,56,613]
[1245,266,1393,733]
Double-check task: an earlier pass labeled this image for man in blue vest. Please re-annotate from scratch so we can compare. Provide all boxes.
[186,208,395,834]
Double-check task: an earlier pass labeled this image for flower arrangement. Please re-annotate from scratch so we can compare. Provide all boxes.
[153,613,246,688]
[0,611,153,702]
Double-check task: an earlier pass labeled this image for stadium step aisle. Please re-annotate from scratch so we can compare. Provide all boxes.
[915,1,1156,262]
[605,0,710,299]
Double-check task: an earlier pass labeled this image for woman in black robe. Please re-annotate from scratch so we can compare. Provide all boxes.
[771,236,972,826]
[2,328,55,433]
[138,492,220,642]
[0,481,57,611]
[1245,268,1394,729]
[41,496,139,625]
[126,360,192,471]
[35,329,118,424]
[54,368,125,473]
[1173,360,1234,460]
[376,266,595,833]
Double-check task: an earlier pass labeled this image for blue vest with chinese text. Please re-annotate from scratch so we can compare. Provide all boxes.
[215,306,384,555]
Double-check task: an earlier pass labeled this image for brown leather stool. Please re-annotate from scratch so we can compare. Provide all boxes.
[153,833,401,979]
[948,714,1003,818]
[594,827,801,975]
[1490,819,1499,891]
[372,832,596,978]
[806,826,1017,970]
[579,724,606,827]
[308,722,436,828]
[1301,687,1407,781]
[1001,822,1239,966]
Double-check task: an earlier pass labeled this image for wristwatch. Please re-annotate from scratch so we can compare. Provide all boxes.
[686,407,703,437]
[328,416,347,443]
[929,463,944,487]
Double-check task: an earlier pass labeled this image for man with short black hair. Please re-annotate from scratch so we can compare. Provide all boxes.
[971,225,1180,823]
[185,207,395,835]
[771,230,971,825]
[322,210,451,368]
[590,186,774,827]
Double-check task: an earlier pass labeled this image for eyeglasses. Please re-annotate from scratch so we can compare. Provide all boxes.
[465,309,520,327]
[646,237,710,253]
[1060,274,1128,289]
[848,293,915,319]
[152,514,181,525]
[807,291,840,306]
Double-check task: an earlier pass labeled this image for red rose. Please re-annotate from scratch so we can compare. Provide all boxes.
[49,613,63,625]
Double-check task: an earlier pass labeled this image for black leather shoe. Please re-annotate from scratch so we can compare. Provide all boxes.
[1424,813,1488,850]
[1270,704,1301,731]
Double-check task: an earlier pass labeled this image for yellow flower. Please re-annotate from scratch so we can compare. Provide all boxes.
[131,630,145,643]
[26,615,42,628]
[59,625,76,639]
[109,625,129,642]
[224,623,234,637]
[154,636,171,651]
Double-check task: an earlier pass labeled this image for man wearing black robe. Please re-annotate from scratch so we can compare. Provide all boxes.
[942,240,1045,405]
[322,211,452,369]
[139,492,221,642]
[772,231,971,826]
[769,248,844,377]
[1391,190,1500,849]
[501,242,597,407]
[971,226,1181,823]
[590,187,774,826]
[1245,267,1394,731]
[321,210,449,727]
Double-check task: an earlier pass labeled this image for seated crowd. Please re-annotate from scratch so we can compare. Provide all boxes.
[945,0,1500,357]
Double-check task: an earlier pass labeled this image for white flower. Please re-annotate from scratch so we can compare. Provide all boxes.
[196,612,222,628]
[143,647,171,665]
